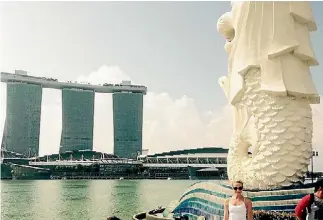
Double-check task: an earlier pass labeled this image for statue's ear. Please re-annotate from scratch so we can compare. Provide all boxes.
[218,76,230,101]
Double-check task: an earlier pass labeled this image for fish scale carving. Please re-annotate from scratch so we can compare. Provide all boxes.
[227,69,313,190]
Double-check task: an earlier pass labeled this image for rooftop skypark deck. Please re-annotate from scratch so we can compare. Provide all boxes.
[1,71,147,94]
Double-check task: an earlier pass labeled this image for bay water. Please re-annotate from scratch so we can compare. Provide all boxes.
[1,180,200,220]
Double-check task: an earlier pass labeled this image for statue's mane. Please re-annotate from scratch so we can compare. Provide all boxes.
[227,2,320,105]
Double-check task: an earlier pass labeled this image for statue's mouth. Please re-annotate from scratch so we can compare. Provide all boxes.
[224,39,234,54]
[224,26,235,54]
[226,29,235,42]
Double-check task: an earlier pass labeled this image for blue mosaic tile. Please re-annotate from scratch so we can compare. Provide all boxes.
[171,181,313,219]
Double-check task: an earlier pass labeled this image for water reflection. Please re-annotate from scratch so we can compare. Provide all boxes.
[32,180,61,220]
[58,180,92,220]
[137,180,196,212]
[111,180,141,218]
[1,180,37,220]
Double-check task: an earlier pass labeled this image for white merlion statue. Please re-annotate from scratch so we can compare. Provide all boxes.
[217,1,320,190]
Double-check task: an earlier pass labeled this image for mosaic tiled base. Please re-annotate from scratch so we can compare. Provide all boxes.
[164,181,315,220]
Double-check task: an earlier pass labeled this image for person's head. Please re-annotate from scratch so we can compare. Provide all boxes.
[232,180,244,194]
[314,179,323,198]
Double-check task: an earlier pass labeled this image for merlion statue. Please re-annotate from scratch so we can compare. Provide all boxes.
[217,1,320,190]
[134,2,321,219]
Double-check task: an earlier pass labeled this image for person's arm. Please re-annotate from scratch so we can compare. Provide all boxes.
[295,194,311,220]
[245,198,253,220]
[224,199,229,220]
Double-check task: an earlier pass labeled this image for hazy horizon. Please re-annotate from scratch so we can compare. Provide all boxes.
[0,2,322,171]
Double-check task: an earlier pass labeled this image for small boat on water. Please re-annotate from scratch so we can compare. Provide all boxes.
[132,207,165,220]
[119,177,124,180]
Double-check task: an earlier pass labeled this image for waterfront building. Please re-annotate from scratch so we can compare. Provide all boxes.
[138,147,229,179]
[113,92,144,159]
[27,150,142,179]
[11,164,51,180]
[1,71,147,158]
[98,162,142,177]
[1,147,229,180]
[31,150,118,163]
[60,88,95,153]
[1,82,42,157]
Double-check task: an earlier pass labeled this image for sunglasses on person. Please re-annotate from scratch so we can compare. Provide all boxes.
[233,187,243,191]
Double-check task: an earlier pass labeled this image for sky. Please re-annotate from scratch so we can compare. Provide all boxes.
[0,2,322,171]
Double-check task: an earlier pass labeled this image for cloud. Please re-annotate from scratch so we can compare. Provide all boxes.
[0,65,322,172]
[75,65,228,154]
[142,93,208,152]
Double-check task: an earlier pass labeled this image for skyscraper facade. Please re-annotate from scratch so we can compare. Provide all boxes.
[1,83,42,157]
[60,88,95,153]
[113,92,143,159]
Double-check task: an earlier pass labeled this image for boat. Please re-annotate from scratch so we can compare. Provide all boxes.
[132,207,166,220]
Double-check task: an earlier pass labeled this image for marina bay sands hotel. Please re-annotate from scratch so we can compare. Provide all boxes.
[1,70,147,159]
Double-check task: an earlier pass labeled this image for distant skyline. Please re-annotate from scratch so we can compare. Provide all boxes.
[0,2,322,171]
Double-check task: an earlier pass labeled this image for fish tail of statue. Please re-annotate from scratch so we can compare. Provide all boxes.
[227,68,314,189]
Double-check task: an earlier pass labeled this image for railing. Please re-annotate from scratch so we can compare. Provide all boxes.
[29,161,94,166]
[140,157,227,165]
[29,159,142,166]
[142,164,227,168]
